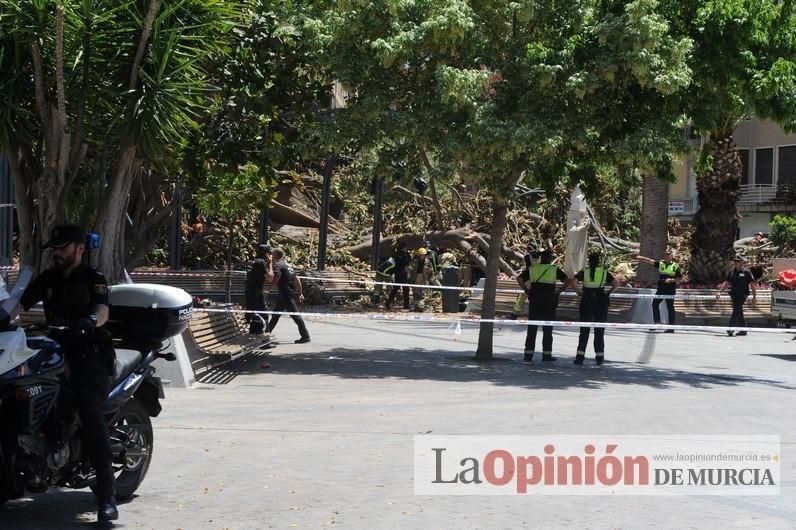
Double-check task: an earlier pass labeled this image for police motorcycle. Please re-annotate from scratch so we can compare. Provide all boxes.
[0,267,192,506]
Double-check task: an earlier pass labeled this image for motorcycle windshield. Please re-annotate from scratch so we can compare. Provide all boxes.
[0,266,34,319]
[0,327,36,377]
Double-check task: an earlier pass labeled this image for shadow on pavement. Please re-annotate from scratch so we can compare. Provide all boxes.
[197,346,795,392]
[0,490,118,529]
[756,353,796,362]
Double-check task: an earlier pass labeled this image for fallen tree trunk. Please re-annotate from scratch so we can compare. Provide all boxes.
[346,228,517,276]
[269,200,344,233]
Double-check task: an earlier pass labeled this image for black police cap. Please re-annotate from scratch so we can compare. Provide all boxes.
[42,224,86,249]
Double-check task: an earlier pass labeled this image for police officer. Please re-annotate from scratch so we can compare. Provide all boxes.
[716,255,757,336]
[266,247,310,343]
[245,244,272,334]
[572,251,619,366]
[19,225,118,522]
[385,241,411,310]
[517,249,569,362]
[636,249,682,332]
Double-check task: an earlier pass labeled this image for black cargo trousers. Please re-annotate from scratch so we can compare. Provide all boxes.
[63,331,116,502]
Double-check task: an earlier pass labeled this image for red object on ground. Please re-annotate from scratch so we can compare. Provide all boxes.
[261,362,271,370]
[778,269,796,290]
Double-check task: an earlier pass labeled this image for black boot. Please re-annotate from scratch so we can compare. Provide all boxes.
[523,349,534,362]
[98,499,118,522]
[595,355,604,366]
[573,352,585,366]
[542,351,556,362]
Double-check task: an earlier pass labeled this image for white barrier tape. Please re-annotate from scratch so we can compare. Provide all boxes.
[296,275,751,301]
[197,307,794,336]
[130,270,245,278]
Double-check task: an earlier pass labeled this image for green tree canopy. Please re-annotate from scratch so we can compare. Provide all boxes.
[315,0,692,357]
[0,0,238,279]
[662,0,796,281]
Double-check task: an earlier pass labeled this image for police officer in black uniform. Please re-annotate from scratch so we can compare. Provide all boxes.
[716,255,758,336]
[572,251,619,366]
[517,249,569,362]
[19,225,118,522]
[637,249,682,332]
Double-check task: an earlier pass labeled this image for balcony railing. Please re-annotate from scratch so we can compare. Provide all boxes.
[737,184,795,206]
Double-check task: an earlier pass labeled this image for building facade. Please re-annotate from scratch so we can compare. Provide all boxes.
[669,119,796,238]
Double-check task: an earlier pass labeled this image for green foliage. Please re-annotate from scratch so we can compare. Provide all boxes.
[0,0,243,275]
[315,0,693,203]
[769,214,796,250]
[188,0,333,218]
[663,0,796,135]
[695,144,715,176]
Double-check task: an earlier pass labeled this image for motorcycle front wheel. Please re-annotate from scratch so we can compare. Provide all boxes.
[94,398,154,501]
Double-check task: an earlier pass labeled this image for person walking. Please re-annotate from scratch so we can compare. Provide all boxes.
[517,249,569,362]
[265,247,310,343]
[385,241,412,310]
[572,251,619,366]
[716,255,757,336]
[636,249,682,332]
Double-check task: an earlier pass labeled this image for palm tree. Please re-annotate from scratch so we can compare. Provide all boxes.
[667,0,796,282]
[638,174,670,285]
[0,0,238,279]
[688,134,742,282]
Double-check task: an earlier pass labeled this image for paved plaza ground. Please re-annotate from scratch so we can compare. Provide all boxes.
[2,317,796,529]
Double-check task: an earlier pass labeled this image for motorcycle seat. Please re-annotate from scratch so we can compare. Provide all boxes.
[112,349,142,383]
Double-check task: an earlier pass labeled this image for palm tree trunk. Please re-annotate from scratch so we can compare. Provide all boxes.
[638,174,669,285]
[689,134,741,283]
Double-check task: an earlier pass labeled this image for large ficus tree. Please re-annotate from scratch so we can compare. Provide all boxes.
[0,0,237,280]
[665,0,796,282]
[317,0,691,358]
[186,0,333,232]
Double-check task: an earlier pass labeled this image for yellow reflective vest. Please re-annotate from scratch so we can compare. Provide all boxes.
[658,261,679,277]
[583,267,607,288]
[530,264,557,284]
